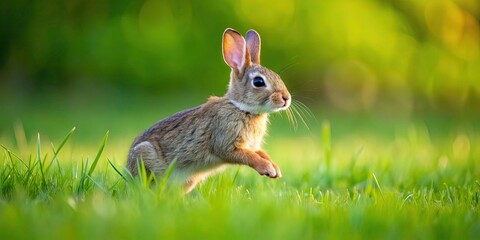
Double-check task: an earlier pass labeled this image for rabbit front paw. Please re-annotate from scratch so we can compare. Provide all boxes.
[255,161,282,178]
[271,161,282,178]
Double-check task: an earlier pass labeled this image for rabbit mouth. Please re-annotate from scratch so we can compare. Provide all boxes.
[230,99,288,114]
[271,94,291,111]
[281,101,291,109]
[266,99,290,113]
[272,101,290,112]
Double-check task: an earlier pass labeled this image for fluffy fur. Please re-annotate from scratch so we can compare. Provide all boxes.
[127,28,291,193]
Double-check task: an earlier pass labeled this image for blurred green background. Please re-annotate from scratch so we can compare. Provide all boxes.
[1,0,479,145]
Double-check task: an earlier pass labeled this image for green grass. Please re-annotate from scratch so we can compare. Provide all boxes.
[1,102,480,239]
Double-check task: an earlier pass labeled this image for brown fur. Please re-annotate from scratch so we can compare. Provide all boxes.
[127,29,290,193]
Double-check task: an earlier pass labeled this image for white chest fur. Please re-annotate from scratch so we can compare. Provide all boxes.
[242,114,268,151]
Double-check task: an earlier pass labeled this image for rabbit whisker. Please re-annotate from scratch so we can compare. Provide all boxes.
[279,56,300,75]
[286,107,298,131]
[293,100,316,120]
[290,101,311,130]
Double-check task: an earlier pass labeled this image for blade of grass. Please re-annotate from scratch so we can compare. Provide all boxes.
[372,173,385,201]
[349,146,364,184]
[1,167,14,186]
[1,144,28,168]
[77,159,89,195]
[5,151,20,177]
[13,121,28,157]
[45,127,76,173]
[231,167,241,186]
[28,154,33,168]
[123,166,134,182]
[88,131,109,176]
[400,193,414,209]
[148,172,157,186]
[87,175,107,193]
[137,158,148,187]
[37,133,47,189]
[158,159,177,193]
[22,160,39,185]
[3,146,17,168]
[108,159,127,181]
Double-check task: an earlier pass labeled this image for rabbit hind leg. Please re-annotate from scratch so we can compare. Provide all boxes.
[127,141,164,177]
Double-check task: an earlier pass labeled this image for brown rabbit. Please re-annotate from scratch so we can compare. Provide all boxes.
[127,28,291,193]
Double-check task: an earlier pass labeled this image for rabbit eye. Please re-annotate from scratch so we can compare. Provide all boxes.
[252,76,266,88]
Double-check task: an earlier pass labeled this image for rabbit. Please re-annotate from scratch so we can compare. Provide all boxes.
[126,28,291,193]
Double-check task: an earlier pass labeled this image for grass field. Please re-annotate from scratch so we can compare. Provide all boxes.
[1,95,479,239]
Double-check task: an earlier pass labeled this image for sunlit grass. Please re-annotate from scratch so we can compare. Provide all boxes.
[1,113,479,239]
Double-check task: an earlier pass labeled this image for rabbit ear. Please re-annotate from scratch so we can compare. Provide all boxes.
[246,30,261,64]
[223,28,249,75]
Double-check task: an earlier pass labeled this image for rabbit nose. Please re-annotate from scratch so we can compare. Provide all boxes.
[281,94,291,107]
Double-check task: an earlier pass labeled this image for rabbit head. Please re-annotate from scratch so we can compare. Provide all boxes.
[222,28,291,114]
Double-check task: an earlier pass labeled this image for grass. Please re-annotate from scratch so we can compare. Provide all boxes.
[0,96,479,239]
